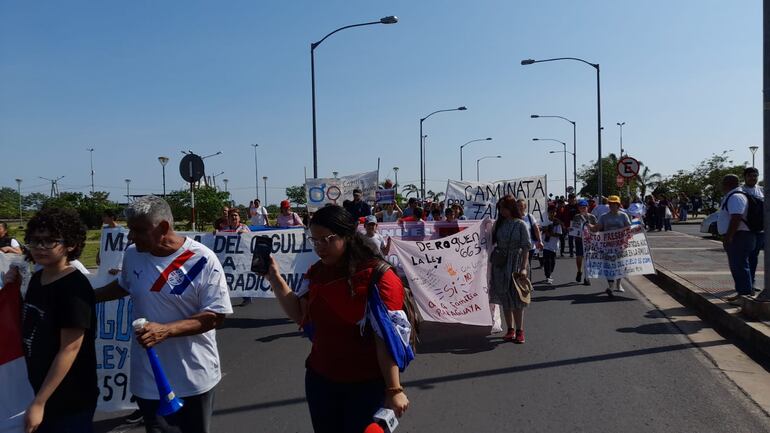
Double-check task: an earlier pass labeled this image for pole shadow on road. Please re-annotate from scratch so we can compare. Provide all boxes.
[531,291,636,304]
[415,322,500,355]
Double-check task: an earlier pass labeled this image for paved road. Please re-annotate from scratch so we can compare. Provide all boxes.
[97,252,770,433]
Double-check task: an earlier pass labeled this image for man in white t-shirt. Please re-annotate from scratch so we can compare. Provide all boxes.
[718,174,755,302]
[95,196,232,433]
[591,197,610,219]
[742,167,764,294]
[249,198,270,226]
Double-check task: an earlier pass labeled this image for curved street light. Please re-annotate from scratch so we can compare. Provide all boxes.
[531,114,577,191]
[476,155,501,181]
[420,106,467,197]
[459,137,492,181]
[158,156,169,197]
[522,56,603,198]
[311,16,399,178]
[534,138,568,196]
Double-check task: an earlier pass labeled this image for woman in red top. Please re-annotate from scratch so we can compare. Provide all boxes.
[263,205,409,433]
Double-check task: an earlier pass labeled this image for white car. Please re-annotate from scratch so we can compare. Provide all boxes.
[700,212,719,236]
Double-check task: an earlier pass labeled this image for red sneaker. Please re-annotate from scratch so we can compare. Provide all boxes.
[514,329,525,344]
[502,329,516,341]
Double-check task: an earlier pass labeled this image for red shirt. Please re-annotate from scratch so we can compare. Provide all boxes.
[303,260,404,383]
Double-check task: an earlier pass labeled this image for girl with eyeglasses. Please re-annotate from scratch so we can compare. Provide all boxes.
[21,207,98,432]
[259,205,409,433]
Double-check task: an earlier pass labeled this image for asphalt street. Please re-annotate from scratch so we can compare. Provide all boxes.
[97,248,770,433]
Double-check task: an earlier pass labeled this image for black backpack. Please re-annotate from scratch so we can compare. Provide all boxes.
[722,190,764,232]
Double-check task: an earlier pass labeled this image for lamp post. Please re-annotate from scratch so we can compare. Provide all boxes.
[125,179,131,204]
[15,178,22,224]
[420,106,467,197]
[86,148,95,195]
[263,176,268,206]
[617,122,626,156]
[311,16,398,178]
[223,178,229,193]
[459,137,493,181]
[251,144,260,199]
[750,145,759,167]
[476,155,501,181]
[333,171,339,179]
[393,167,399,197]
[211,171,225,190]
[534,138,568,196]
[158,156,169,197]
[522,57,602,198]
[531,114,577,191]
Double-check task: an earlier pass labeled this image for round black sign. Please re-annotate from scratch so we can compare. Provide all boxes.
[179,154,205,183]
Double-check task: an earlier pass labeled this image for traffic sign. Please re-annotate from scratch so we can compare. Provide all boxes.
[617,156,640,179]
[180,154,205,183]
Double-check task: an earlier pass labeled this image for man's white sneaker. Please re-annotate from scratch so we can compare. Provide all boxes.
[546,278,554,284]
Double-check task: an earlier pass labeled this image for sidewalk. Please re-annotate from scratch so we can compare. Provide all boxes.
[645,229,770,359]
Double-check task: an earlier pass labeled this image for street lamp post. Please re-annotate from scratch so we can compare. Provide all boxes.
[15,178,22,224]
[158,156,169,197]
[251,144,260,199]
[125,179,131,204]
[87,148,95,195]
[211,171,225,190]
[617,122,626,156]
[476,155,501,181]
[263,176,268,206]
[534,138,568,196]
[531,114,577,191]
[420,106,467,197]
[311,16,398,178]
[459,137,493,181]
[522,57,602,198]
[223,178,229,193]
[750,145,759,167]
[393,167,399,198]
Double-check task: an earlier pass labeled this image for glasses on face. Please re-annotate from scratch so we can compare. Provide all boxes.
[307,234,339,247]
[27,238,64,249]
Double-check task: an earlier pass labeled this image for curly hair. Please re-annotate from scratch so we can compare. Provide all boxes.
[25,207,87,262]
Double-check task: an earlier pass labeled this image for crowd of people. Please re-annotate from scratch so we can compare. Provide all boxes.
[3,170,764,433]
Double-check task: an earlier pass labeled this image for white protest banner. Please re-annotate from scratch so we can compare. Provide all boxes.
[97,227,318,298]
[306,170,379,211]
[361,221,477,242]
[582,226,655,279]
[391,219,493,326]
[444,177,548,222]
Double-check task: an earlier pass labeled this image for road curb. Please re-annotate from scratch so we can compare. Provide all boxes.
[645,267,770,360]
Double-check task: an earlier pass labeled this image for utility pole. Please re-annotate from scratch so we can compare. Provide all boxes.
[87,148,95,195]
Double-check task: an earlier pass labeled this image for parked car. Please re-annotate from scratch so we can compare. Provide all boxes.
[700,212,719,236]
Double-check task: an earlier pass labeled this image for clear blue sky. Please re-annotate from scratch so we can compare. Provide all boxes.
[0,0,761,206]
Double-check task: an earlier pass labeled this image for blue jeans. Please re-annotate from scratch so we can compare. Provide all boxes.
[36,409,95,433]
[725,231,756,296]
[305,368,385,433]
[750,232,765,290]
[679,207,688,221]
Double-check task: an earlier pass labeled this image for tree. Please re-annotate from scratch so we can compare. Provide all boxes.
[637,165,662,198]
[285,185,306,205]
[401,184,418,198]
[0,187,21,219]
[577,153,633,198]
[166,186,230,228]
[23,192,49,212]
[656,151,746,211]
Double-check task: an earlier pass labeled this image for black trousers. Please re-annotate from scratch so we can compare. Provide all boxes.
[543,250,557,278]
[136,388,215,433]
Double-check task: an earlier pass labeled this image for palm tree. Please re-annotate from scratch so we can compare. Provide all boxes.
[638,165,661,198]
[401,183,418,198]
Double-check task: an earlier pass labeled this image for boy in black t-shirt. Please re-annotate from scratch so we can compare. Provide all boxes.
[22,207,98,432]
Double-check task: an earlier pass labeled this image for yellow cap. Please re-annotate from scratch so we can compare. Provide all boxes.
[607,195,621,204]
